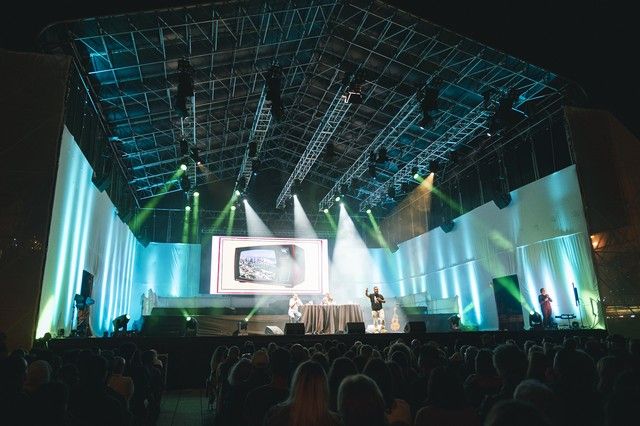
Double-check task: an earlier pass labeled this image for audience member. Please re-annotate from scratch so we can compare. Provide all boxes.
[338,374,388,426]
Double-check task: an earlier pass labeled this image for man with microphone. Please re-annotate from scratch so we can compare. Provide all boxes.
[365,286,386,333]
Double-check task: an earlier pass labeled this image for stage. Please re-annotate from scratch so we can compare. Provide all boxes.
[47,329,607,389]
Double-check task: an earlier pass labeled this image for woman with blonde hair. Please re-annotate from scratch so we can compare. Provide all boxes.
[265,360,340,426]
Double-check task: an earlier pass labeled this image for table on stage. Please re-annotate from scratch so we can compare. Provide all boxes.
[301,304,364,334]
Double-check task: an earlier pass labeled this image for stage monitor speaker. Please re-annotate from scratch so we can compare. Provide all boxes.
[265,326,284,335]
[345,322,365,334]
[284,323,305,335]
[81,270,94,297]
[440,220,455,233]
[404,321,426,333]
[493,192,512,209]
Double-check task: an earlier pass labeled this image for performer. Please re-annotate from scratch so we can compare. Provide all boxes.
[538,288,553,328]
[365,286,386,332]
[321,292,334,306]
[141,288,158,316]
[288,293,303,323]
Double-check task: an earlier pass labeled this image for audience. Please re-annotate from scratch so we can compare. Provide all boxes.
[2,328,638,426]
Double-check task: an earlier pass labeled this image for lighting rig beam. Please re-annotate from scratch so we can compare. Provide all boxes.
[275,86,352,208]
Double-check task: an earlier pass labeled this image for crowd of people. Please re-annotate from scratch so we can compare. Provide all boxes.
[1,330,639,425]
[0,333,164,425]
[208,333,640,426]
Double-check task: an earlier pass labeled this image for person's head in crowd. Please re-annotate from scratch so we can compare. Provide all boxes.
[363,358,395,410]
[514,379,558,424]
[485,399,551,426]
[290,343,309,366]
[359,344,373,359]
[388,341,412,365]
[58,363,80,389]
[311,352,329,372]
[0,354,28,393]
[523,340,536,355]
[426,364,467,410]
[493,343,527,386]
[385,360,405,398]
[228,357,252,387]
[389,349,411,376]
[110,356,126,375]
[411,338,421,350]
[343,350,355,359]
[226,345,241,364]
[283,360,335,425]
[464,346,479,370]
[314,342,323,353]
[30,381,69,425]
[481,333,496,349]
[243,340,255,356]
[210,345,227,372]
[605,370,640,426]
[597,355,625,395]
[528,344,543,355]
[83,354,109,389]
[267,341,278,354]
[24,359,51,394]
[475,348,497,376]
[553,348,597,391]
[141,349,157,367]
[527,350,551,383]
[269,347,291,382]
[251,349,269,369]
[417,344,444,376]
[328,357,358,410]
[584,338,605,363]
[327,346,341,364]
[563,336,578,351]
[338,374,388,426]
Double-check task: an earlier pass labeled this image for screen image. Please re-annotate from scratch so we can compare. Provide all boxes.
[235,245,305,286]
[210,236,328,294]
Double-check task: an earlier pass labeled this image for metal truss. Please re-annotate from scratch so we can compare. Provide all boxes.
[42,0,573,213]
[275,87,351,208]
[236,86,272,191]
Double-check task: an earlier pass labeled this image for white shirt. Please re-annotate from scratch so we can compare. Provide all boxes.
[288,297,301,316]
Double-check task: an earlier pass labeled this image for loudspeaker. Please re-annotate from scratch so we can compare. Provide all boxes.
[389,244,399,253]
[284,323,305,335]
[81,271,94,297]
[345,322,365,334]
[265,326,284,335]
[493,192,512,209]
[404,321,426,333]
[440,220,455,233]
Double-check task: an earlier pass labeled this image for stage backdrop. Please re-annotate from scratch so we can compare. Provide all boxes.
[366,165,604,330]
[37,127,138,337]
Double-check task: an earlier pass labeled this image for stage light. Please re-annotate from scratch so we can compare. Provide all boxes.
[266,65,284,121]
[335,195,341,202]
[448,314,461,330]
[185,205,191,212]
[112,314,130,332]
[413,172,421,180]
[179,138,189,156]
[377,147,388,163]
[235,189,241,197]
[185,316,198,336]
[340,201,344,206]
[186,316,192,321]
[529,311,543,329]
[193,191,199,198]
[411,166,419,180]
[243,198,248,203]
[230,205,236,211]
[175,59,194,118]
[180,164,188,171]
[419,87,438,129]
[323,208,329,213]
[366,208,372,214]
[181,174,191,192]
[345,70,364,104]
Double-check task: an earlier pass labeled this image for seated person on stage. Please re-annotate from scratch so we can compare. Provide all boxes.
[322,293,334,306]
[288,293,303,323]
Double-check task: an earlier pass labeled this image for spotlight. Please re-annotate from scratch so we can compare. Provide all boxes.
[112,314,130,332]
[174,59,194,117]
[179,138,189,156]
[185,316,198,336]
[251,159,261,177]
[448,314,461,331]
[193,191,199,198]
[335,195,341,202]
[243,198,248,203]
[345,70,364,104]
[413,172,421,180]
[291,179,302,196]
[529,311,543,328]
[411,166,419,180]
[185,205,191,212]
[366,208,372,214]
[230,205,236,211]
[191,147,202,166]
[235,189,241,197]
[323,208,329,213]
[180,164,188,171]
[181,174,191,192]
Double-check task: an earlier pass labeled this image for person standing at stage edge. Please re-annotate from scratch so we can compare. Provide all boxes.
[538,288,554,328]
[365,286,386,333]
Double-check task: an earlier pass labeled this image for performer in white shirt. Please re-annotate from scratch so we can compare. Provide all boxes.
[288,293,303,322]
[321,293,334,306]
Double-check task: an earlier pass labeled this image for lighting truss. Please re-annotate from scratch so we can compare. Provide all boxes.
[275,87,352,208]
[236,86,272,191]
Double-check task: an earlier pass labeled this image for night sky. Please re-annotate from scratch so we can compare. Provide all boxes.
[1,0,636,135]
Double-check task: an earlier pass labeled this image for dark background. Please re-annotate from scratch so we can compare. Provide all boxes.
[2,0,636,137]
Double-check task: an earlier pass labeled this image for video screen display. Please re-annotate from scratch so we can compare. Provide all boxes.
[210,236,328,294]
